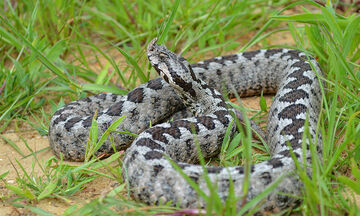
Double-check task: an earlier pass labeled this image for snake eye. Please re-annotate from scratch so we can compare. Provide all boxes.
[179,56,186,61]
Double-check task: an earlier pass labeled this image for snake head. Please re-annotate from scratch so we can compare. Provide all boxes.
[147,38,199,99]
[147,38,226,116]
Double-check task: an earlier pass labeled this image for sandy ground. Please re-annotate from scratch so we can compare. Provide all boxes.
[0,129,121,215]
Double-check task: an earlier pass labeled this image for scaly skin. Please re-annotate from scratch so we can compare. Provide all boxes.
[49,38,323,213]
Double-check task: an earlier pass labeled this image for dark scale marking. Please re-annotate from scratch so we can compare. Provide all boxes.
[189,175,200,183]
[280,49,302,59]
[197,72,207,81]
[242,50,261,60]
[282,135,304,150]
[206,166,223,174]
[263,206,276,214]
[171,120,200,133]
[197,116,216,130]
[293,199,303,209]
[270,107,278,118]
[94,94,107,100]
[136,138,165,151]
[278,150,300,158]
[188,67,200,84]
[111,94,119,102]
[128,150,139,165]
[170,72,196,98]
[284,73,312,90]
[275,192,291,209]
[274,124,279,132]
[130,107,139,117]
[235,166,254,175]
[153,164,164,176]
[52,113,71,125]
[213,110,230,125]
[311,88,319,100]
[138,188,151,205]
[52,108,65,117]
[200,83,210,91]
[78,97,92,103]
[192,54,238,70]
[147,78,164,90]
[260,172,272,185]
[53,105,74,116]
[162,73,169,83]
[144,150,163,160]
[147,126,181,143]
[316,145,322,154]
[162,127,183,140]
[191,62,208,70]
[54,133,62,143]
[228,70,235,82]
[64,117,82,131]
[82,116,93,128]
[208,79,217,88]
[311,129,317,137]
[268,157,284,168]
[251,165,255,173]
[127,88,145,103]
[278,104,307,120]
[216,69,222,76]
[105,101,124,116]
[289,61,312,73]
[279,89,309,103]
[178,163,191,169]
[216,100,227,110]
[264,49,284,58]
[281,119,305,136]
[220,54,239,62]
[184,139,194,158]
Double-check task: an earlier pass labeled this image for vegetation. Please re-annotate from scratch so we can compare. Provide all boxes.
[0,0,359,215]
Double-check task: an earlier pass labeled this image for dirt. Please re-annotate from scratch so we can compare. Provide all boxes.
[0,130,118,214]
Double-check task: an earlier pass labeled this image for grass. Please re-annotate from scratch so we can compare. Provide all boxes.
[0,0,360,215]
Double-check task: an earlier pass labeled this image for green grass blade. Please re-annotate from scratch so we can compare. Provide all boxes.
[0,16,80,90]
[157,0,181,44]
[0,135,25,157]
[82,83,128,95]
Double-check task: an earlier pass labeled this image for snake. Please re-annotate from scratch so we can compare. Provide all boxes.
[48,38,323,213]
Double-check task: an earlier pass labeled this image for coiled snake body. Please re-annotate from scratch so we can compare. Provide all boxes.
[49,38,323,213]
